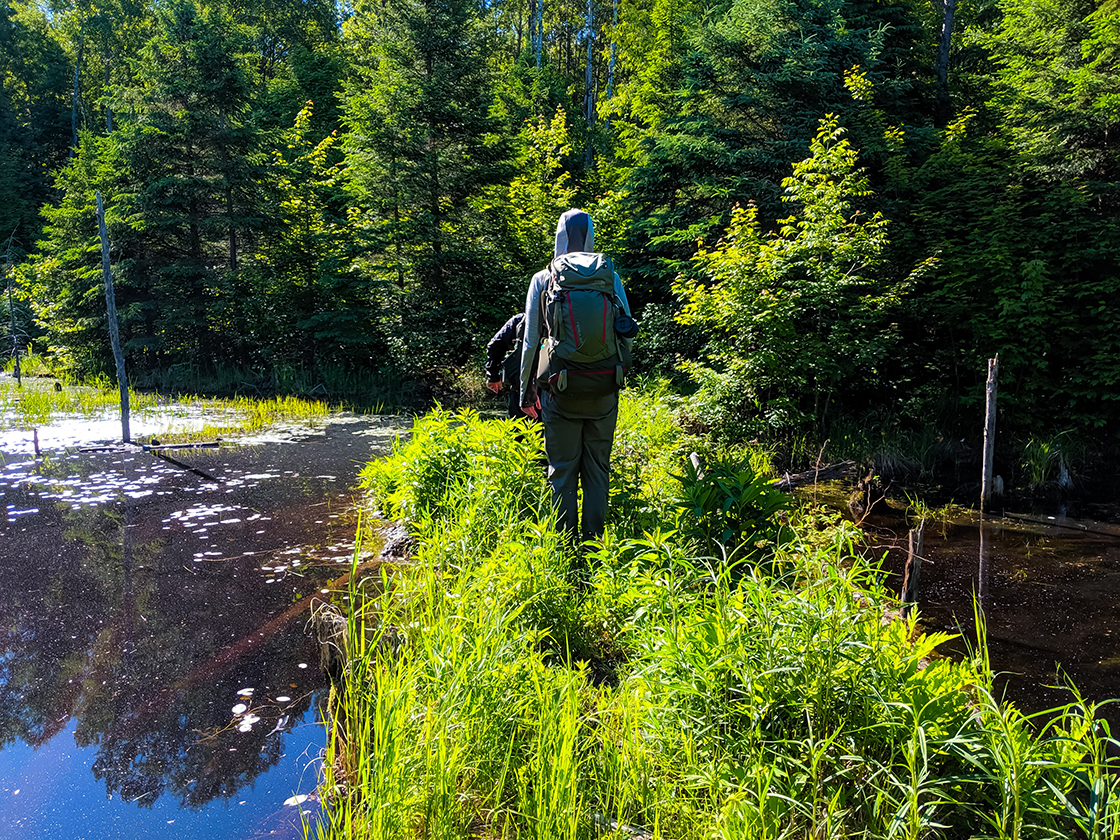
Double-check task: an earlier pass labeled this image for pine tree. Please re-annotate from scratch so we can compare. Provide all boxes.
[342,0,511,372]
[620,0,934,301]
[106,0,261,372]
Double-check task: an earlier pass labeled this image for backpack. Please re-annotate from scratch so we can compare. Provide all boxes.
[535,252,632,398]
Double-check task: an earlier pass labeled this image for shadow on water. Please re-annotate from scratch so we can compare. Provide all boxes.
[865,503,1120,729]
[0,414,406,840]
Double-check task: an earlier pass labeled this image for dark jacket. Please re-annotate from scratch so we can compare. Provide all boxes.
[486,312,525,385]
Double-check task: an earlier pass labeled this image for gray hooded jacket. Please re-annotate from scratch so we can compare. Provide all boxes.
[518,209,632,407]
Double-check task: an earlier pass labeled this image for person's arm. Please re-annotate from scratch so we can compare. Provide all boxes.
[519,271,546,412]
[614,272,635,354]
[485,314,522,386]
[614,272,632,316]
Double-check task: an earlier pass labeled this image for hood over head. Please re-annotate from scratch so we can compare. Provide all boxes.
[554,208,594,258]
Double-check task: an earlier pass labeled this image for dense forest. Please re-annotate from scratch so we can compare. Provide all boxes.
[2,0,1118,463]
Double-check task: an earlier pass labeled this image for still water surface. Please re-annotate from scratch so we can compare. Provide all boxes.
[0,413,403,840]
[871,507,1120,726]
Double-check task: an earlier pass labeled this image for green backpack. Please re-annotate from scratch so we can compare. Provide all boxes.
[535,252,631,398]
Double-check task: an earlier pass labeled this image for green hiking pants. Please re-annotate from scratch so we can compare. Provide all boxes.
[540,390,619,541]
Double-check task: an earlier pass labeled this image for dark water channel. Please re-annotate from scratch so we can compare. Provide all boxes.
[868,507,1120,728]
[0,415,403,840]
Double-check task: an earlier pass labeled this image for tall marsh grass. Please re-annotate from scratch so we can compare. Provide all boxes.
[312,386,1120,839]
[0,377,333,439]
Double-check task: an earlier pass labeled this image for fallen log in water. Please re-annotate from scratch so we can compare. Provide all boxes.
[78,441,221,453]
[774,460,857,491]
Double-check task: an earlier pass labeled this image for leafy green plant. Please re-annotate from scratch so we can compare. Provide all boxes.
[1020,431,1079,491]
[672,454,790,564]
[314,401,1120,840]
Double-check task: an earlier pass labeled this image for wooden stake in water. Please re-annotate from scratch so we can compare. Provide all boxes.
[4,225,19,386]
[96,191,129,444]
[901,519,925,616]
[980,355,998,511]
[978,515,989,612]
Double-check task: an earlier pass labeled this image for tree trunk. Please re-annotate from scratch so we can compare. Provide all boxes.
[535,0,543,68]
[936,0,957,125]
[584,0,594,167]
[227,183,238,272]
[96,191,130,444]
[71,25,85,154]
[981,355,998,511]
[104,51,113,133]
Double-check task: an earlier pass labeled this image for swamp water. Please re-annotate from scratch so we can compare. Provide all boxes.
[869,506,1120,728]
[0,411,405,840]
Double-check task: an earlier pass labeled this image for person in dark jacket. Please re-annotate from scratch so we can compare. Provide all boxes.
[485,312,529,419]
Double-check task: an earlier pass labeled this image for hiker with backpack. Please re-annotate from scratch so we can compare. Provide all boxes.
[485,312,530,419]
[518,208,637,543]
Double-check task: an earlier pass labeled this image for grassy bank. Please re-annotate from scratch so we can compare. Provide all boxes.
[0,375,333,440]
[310,388,1119,839]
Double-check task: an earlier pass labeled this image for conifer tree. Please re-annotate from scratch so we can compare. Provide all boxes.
[105,0,261,372]
[342,0,511,371]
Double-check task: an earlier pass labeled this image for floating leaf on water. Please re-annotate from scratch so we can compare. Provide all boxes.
[238,723,252,733]
[298,663,308,669]
[237,688,254,696]
[275,696,291,703]
[243,714,260,725]
[284,794,308,807]
[232,703,247,715]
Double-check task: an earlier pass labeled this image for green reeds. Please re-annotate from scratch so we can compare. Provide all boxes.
[0,377,333,439]
[313,387,1120,840]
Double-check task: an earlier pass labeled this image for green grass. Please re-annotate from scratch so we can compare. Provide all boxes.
[0,377,336,439]
[311,386,1120,840]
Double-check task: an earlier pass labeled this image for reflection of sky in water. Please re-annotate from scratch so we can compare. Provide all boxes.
[0,414,406,840]
[0,713,322,840]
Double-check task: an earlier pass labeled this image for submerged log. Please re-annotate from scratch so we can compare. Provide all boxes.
[79,440,220,453]
[774,460,857,492]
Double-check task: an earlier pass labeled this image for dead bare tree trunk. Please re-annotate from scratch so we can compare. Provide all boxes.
[981,355,998,512]
[583,0,594,167]
[71,25,85,155]
[936,0,957,125]
[901,520,926,616]
[3,226,19,386]
[96,191,130,443]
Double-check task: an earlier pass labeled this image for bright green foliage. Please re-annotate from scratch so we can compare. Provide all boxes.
[0,3,71,252]
[608,0,705,132]
[676,117,912,437]
[105,0,261,370]
[980,0,1120,182]
[911,122,1120,432]
[21,132,121,375]
[618,0,933,300]
[319,394,1120,838]
[255,102,380,371]
[361,407,547,527]
[486,105,578,274]
[609,379,691,537]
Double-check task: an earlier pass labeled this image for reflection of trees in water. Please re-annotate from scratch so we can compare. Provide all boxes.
[0,487,319,808]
